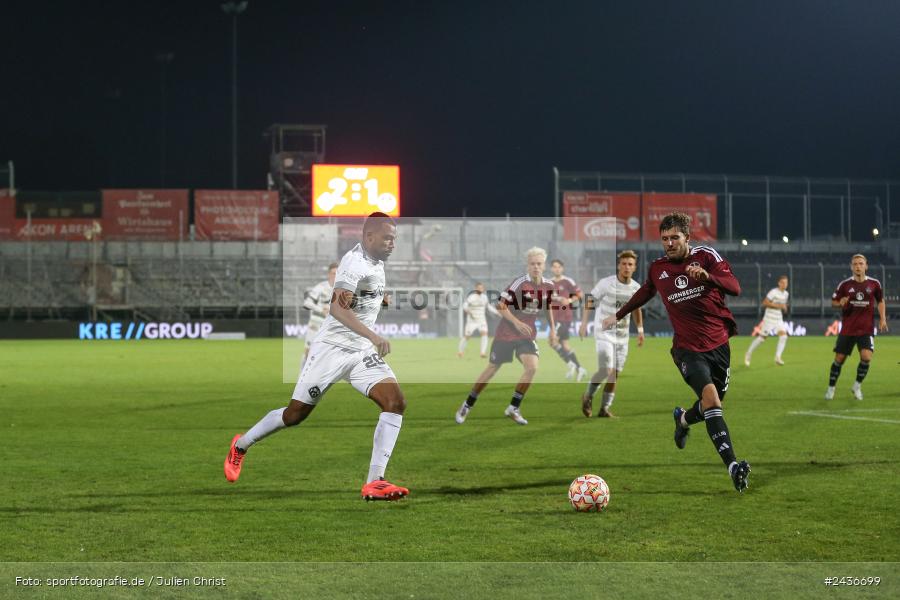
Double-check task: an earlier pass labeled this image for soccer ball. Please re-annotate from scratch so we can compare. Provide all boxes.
[568,474,610,512]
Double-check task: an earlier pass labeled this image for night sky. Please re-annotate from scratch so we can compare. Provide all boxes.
[3,0,899,217]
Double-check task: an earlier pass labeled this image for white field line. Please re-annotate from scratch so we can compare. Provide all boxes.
[832,408,900,413]
[788,411,900,425]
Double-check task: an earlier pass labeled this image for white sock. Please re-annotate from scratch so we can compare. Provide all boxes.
[747,336,765,355]
[237,408,286,451]
[367,412,403,483]
[775,336,787,359]
[458,337,467,353]
[601,392,614,409]
[480,335,488,355]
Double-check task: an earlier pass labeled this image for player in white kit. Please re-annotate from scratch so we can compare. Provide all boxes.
[744,275,789,366]
[301,262,338,368]
[458,282,499,358]
[225,213,410,501]
[578,250,644,418]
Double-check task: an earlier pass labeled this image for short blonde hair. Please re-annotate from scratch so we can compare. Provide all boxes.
[617,250,638,263]
[851,254,867,263]
[526,246,547,262]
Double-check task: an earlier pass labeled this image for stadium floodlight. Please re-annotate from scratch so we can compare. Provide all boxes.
[221,1,248,189]
[782,236,789,243]
[741,239,748,246]
[872,228,880,238]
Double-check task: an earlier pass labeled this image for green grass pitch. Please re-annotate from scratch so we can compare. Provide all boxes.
[3,336,898,598]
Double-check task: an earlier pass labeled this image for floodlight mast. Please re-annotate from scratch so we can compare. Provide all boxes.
[221,1,248,189]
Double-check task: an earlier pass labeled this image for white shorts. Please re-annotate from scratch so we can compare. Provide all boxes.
[595,338,629,372]
[464,319,488,337]
[760,315,785,335]
[292,341,397,405]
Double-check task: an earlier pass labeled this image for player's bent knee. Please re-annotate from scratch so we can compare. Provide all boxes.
[283,401,314,426]
[385,390,407,414]
[700,384,721,409]
[369,380,406,414]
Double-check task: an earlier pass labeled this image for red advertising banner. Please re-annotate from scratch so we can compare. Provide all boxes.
[0,189,98,241]
[642,193,717,241]
[102,189,189,240]
[11,218,101,241]
[0,189,13,239]
[562,192,641,241]
[194,190,280,241]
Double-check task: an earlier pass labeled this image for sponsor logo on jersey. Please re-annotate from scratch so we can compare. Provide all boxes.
[659,271,669,280]
[856,292,864,301]
[675,275,689,289]
[308,386,321,398]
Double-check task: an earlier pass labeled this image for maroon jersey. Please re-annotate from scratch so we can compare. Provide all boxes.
[832,277,883,336]
[494,274,556,341]
[550,276,582,323]
[616,245,740,353]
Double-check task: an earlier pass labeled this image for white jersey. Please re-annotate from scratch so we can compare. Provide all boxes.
[764,287,789,321]
[314,243,386,351]
[463,292,493,325]
[304,279,333,330]
[590,275,641,343]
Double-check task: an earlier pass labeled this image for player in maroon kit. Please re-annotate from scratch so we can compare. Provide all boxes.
[455,247,557,426]
[602,212,751,492]
[549,259,587,381]
[825,254,888,401]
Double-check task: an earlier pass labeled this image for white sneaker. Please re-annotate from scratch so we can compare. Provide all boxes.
[744,354,751,367]
[576,366,588,382]
[504,405,528,425]
[565,364,576,380]
[824,386,835,400]
[851,382,863,401]
[774,357,785,366]
[455,402,471,424]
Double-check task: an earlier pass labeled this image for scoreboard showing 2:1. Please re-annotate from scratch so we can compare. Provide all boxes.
[312,164,400,217]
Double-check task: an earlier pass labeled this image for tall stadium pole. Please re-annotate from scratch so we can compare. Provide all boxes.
[26,209,32,320]
[155,52,174,187]
[552,166,559,221]
[222,2,248,189]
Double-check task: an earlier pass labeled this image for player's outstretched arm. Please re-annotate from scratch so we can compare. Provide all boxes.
[703,262,741,296]
[303,292,327,316]
[498,301,532,337]
[634,307,645,347]
[546,301,558,347]
[614,279,656,321]
[579,296,594,338]
[878,299,889,332]
[330,289,390,356]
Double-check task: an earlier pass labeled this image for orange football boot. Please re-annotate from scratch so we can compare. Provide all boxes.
[361,478,409,501]
[224,434,246,482]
